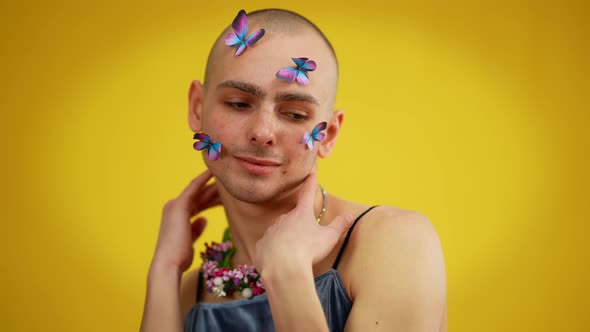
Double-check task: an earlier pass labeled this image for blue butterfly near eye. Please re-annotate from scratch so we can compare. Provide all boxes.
[302,122,327,150]
[193,133,222,161]
[225,9,265,56]
[276,57,317,85]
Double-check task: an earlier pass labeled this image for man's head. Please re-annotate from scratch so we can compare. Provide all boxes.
[188,9,344,204]
[204,9,339,98]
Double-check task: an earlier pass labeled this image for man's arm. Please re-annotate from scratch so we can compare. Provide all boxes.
[263,263,330,332]
[141,262,184,332]
[342,207,447,331]
[140,170,219,332]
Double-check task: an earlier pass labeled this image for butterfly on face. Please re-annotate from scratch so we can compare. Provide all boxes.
[225,9,265,56]
[193,133,222,161]
[302,122,327,150]
[276,57,317,85]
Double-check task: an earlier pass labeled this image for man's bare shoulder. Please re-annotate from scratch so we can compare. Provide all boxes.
[338,205,447,330]
[357,205,438,241]
[346,205,444,278]
[336,201,439,246]
[334,202,443,274]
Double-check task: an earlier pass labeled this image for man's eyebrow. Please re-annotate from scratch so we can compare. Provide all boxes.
[275,92,320,107]
[217,80,265,99]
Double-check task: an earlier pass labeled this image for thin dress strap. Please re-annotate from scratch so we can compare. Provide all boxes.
[332,206,379,270]
[196,272,204,303]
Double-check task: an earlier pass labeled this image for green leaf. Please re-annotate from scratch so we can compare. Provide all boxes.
[222,227,232,242]
[220,247,236,269]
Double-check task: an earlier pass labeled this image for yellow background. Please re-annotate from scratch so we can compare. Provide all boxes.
[1,0,588,331]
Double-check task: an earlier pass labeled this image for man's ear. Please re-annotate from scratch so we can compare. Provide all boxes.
[188,80,204,132]
[318,110,344,158]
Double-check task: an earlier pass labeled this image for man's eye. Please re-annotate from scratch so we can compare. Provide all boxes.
[225,101,250,110]
[286,112,308,121]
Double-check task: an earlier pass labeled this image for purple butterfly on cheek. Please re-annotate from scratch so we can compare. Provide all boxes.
[193,133,222,161]
[276,57,317,85]
[302,121,327,150]
[225,9,265,56]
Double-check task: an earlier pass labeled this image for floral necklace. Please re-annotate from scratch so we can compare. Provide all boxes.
[200,186,327,299]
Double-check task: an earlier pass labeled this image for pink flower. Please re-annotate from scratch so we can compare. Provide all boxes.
[200,238,266,299]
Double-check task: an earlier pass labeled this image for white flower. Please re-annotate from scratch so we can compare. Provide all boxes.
[213,286,226,298]
[241,287,253,299]
[213,277,224,286]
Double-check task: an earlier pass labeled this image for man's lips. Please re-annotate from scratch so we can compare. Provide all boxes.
[234,156,282,175]
[235,156,282,166]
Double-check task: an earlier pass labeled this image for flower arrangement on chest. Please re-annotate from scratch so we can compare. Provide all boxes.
[200,229,265,299]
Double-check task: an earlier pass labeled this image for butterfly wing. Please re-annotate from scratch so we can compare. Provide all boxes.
[234,42,247,56]
[276,67,298,83]
[302,132,314,150]
[193,133,211,142]
[311,122,327,141]
[300,59,317,72]
[193,133,211,151]
[245,29,265,46]
[208,142,222,160]
[193,141,209,151]
[295,69,310,85]
[292,57,309,67]
[232,9,248,40]
[225,33,242,46]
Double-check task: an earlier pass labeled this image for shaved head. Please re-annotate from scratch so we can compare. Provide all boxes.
[203,9,339,97]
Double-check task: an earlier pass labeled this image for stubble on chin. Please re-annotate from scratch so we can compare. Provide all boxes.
[215,171,305,204]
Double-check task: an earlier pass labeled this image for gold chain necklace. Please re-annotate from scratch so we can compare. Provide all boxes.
[316,185,327,223]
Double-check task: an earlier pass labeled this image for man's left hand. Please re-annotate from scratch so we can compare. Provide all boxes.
[254,173,355,276]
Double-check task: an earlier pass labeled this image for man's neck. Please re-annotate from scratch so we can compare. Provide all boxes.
[215,182,325,267]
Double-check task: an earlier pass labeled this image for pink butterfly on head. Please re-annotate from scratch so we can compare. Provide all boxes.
[225,9,265,56]
[276,57,317,85]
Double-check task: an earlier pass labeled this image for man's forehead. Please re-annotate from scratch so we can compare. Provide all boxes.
[206,27,337,106]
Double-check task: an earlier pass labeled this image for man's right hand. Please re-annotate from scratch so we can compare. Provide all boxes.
[151,169,221,273]
[141,170,220,332]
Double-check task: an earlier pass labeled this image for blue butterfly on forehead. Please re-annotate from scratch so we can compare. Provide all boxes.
[276,57,317,85]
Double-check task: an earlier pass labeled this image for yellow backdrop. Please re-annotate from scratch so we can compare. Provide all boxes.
[1,1,588,331]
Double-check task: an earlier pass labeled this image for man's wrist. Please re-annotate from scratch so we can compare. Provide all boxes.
[262,262,328,332]
[261,261,314,292]
[148,257,183,281]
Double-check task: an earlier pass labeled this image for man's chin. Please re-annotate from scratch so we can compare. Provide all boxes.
[214,173,302,205]
[222,183,286,204]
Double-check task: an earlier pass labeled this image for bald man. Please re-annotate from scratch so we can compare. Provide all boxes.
[140,9,446,332]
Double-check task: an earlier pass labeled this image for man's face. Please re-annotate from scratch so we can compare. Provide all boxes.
[197,27,338,204]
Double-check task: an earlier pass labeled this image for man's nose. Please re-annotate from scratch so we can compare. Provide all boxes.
[248,108,276,146]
